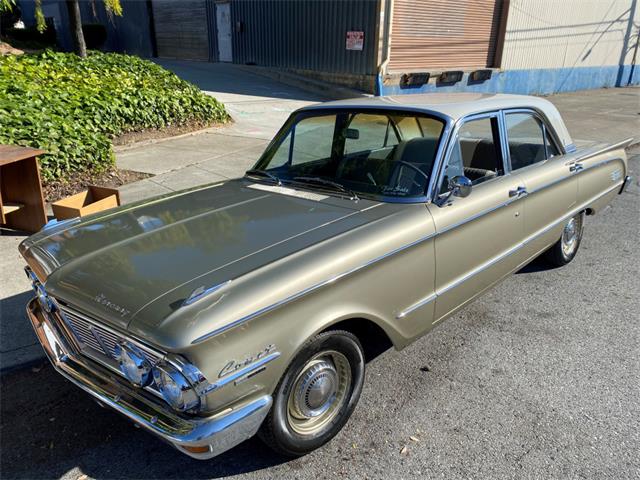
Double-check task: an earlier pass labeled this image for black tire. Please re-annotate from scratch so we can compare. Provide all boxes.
[544,212,584,266]
[258,330,365,457]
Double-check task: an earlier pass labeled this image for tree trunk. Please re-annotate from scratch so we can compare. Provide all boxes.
[65,0,87,58]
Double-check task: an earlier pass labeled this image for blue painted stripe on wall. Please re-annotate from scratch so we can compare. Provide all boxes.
[379,65,640,96]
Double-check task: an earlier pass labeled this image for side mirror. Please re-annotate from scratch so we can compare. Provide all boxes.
[449,175,472,198]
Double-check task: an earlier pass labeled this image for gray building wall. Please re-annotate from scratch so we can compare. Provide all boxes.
[16,0,154,57]
[230,0,380,75]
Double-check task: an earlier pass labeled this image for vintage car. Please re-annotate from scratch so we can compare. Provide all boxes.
[21,93,631,460]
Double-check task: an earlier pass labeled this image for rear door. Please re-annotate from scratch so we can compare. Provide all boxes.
[428,112,527,322]
[502,110,578,258]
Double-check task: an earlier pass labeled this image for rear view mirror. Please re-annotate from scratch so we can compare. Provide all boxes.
[345,128,359,140]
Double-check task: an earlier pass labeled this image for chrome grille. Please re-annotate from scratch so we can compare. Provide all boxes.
[59,306,162,366]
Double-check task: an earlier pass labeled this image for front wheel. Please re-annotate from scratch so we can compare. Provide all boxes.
[544,212,584,266]
[258,330,365,457]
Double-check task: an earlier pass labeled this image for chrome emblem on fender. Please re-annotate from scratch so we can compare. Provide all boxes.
[219,344,277,378]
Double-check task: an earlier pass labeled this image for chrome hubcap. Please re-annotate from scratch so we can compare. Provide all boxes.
[561,216,581,257]
[287,351,351,435]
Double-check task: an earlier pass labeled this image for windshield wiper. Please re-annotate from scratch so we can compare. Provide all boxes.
[245,169,282,186]
[292,176,359,201]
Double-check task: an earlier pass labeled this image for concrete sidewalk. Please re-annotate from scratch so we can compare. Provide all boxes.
[116,61,325,203]
[1,78,638,373]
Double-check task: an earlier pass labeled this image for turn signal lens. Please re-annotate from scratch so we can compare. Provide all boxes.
[183,445,210,454]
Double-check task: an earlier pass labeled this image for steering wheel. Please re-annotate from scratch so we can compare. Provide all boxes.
[393,161,429,181]
[388,161,429,192]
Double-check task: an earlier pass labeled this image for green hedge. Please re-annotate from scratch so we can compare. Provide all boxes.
[0,50,229,181]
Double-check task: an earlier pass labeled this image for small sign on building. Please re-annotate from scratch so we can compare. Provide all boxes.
[346,31,364,51]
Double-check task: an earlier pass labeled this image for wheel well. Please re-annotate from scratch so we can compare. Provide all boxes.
[321,318,393,363]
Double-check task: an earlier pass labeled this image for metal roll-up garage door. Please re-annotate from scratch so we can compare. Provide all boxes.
[389,0,504,72]
[152,0,210,61]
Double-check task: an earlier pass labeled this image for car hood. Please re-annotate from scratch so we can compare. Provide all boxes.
[22,179,382,331]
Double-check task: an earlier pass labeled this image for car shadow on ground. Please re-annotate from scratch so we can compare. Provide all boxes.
[0,362,292,479]
[0,290,43,370]
[515,256,559,274]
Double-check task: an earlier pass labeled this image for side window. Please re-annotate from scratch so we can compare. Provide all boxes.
[441,116,503,193]
[344,114,398,154]
[505,113,550,170]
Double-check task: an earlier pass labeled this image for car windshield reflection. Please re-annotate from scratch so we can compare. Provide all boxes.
[249,109,446,201]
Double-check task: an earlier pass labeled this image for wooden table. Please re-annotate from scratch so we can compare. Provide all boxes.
[0,145,47,233]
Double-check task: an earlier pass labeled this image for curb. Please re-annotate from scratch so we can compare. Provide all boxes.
[113,120,235,153]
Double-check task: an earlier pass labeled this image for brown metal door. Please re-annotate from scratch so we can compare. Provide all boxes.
[389,0,504,72]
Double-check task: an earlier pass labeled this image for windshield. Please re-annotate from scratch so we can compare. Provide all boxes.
[249,109,446,200]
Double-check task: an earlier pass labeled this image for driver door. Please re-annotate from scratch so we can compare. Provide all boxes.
[427,112,527,322]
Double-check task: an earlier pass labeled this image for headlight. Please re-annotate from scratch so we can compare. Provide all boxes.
[114,342,152,387]
[153,363,200,411]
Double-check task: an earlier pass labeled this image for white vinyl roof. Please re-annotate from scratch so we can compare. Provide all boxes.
[300,93,574,149]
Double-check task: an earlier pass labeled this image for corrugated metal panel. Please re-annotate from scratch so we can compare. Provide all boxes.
[501,0,639,69]
[389,0,503,71]
[206,0,219,62]
[152,0,210,61]
[230,0,380,75]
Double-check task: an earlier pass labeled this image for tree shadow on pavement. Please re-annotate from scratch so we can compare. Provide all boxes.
[0,363,290,480]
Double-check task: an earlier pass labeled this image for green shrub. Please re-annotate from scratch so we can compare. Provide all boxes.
[0,50,229,180]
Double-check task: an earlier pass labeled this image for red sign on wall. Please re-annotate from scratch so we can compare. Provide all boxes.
[346,31,364,51]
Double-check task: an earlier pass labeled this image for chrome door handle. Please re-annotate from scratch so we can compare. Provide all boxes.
[569,162,584,172]
[509,186,528,198]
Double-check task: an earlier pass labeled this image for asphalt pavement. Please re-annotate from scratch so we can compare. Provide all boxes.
[1,149,638,479]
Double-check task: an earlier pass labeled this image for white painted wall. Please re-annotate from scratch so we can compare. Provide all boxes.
[501,0,639,69]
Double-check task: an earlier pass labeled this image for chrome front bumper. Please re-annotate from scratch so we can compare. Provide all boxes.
[26,298,272,460]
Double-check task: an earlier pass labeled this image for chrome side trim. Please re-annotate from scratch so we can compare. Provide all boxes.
[438,181,623,296]
[203,352,281,393]
[395,181,623,318]
[437,192,526,236]
[191,231,437,344]
[396,293,437,319]
[528,173,572,196]
[197,182,623,339]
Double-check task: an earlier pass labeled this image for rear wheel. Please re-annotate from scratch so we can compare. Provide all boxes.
[544,212,584,266]
[258,330,365,457]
